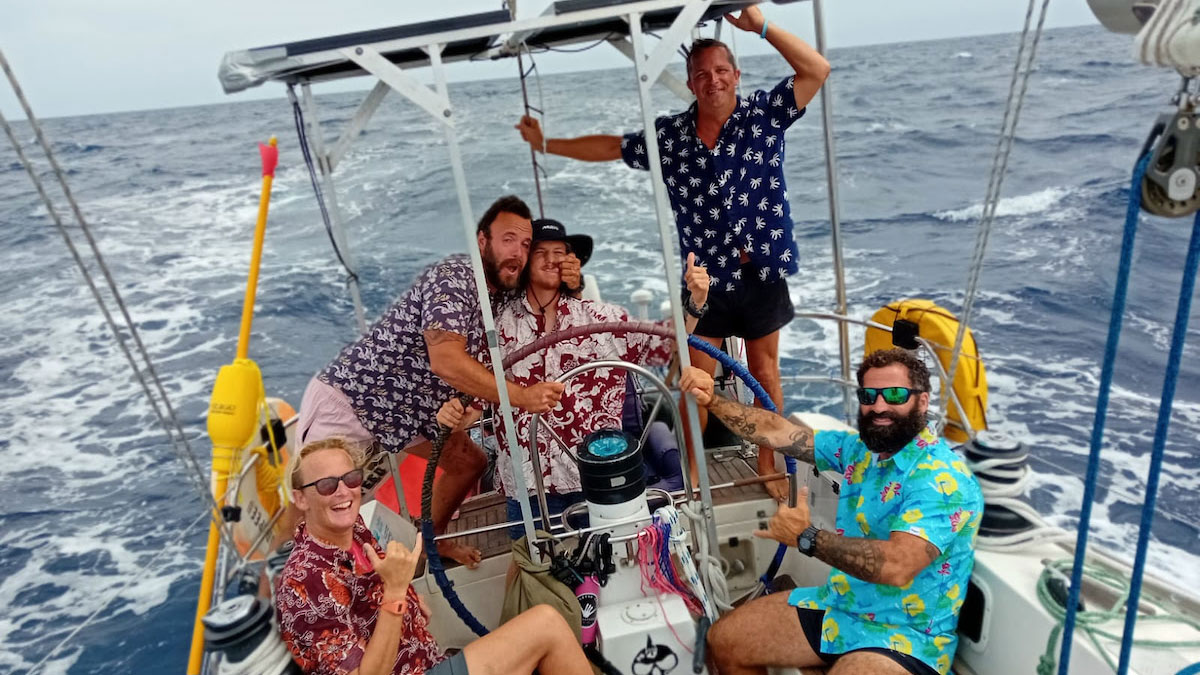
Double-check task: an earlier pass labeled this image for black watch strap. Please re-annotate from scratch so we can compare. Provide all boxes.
[684,295,708,319]
[797,525,820,557]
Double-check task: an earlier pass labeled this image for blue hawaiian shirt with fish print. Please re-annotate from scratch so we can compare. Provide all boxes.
[788,426,984,675]
[620,76,805,294]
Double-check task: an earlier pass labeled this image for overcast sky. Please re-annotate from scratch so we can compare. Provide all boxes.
[1,1,1098,120]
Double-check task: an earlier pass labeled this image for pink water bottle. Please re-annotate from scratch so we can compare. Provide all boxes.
[575,572,600,645]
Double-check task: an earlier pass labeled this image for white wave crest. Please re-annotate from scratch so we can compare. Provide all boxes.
[933,187,1072,223]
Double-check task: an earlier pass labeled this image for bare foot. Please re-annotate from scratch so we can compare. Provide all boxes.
[764,478,789,503]
[438,540,483,569]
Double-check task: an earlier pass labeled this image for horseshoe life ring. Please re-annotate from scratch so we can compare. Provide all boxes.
[865,299,988,443]
[229,397,295,560]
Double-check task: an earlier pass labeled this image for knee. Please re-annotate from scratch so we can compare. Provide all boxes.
[707,614,735,654]
[746,355,780,381]
[445,434,487,475]
[526,604,570,636]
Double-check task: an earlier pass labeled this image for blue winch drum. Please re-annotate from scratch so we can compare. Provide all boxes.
[577,428,646,505]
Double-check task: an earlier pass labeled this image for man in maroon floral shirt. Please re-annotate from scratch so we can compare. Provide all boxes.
[276,438,592,675]
[440,219,709,536]
[286,196,566,567]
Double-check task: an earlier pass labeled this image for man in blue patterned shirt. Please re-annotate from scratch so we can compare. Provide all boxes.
[516,6,830,499]
[681,349,983,675]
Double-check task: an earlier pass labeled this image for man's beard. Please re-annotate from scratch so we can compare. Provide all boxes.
[482,241,518,292]
[858,405,928,455]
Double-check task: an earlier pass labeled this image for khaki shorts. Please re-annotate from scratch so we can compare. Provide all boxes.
[295,377,427,492]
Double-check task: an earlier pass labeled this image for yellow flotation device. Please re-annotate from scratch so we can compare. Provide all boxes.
[228,397,295,560]
[865,299,987,443]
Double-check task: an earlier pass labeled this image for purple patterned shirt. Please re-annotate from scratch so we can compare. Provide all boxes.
[318,254,495,451]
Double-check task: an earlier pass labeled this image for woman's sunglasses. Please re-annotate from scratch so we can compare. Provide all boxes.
[856,387,923,406]
[298,468,364,496]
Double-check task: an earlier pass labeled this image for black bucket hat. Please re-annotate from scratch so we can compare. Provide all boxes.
[531,218,593,267]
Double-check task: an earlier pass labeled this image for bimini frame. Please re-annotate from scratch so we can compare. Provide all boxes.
[217,0,850,574]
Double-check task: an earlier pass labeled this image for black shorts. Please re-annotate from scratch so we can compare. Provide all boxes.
[796,607,938,675]
[689,265,794,340]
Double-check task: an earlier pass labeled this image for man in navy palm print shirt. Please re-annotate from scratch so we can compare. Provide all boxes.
[517,6,830,497]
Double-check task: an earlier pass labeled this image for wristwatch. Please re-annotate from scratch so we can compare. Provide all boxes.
[379,597,406,616]
[797,525,820,557]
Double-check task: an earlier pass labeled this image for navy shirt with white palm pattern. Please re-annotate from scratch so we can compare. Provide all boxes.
[620,76,805,294]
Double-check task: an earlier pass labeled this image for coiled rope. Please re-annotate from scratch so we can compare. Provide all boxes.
[1036,559,1200,675]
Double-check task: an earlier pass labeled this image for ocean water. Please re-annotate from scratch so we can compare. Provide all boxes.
[1,23,1198,673]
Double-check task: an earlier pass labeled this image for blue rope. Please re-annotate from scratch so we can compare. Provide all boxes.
[686,336,795,587]
[420,518,490,637]
[1117,207,1200,673]
[1058,154,1149,674]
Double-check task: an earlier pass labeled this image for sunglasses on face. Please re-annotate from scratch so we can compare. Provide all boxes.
[856,387,923,406]
[298,468,364,496]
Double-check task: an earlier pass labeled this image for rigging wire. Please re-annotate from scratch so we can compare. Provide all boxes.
[941,0,1053,417]
[287,84,360,288]
[0,51,226,527]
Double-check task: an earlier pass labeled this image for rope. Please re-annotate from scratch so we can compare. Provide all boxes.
[29,510,210,674]
[685,336,795,594]
[1117,204,1200,672]
[288,84,360,287]
[1035,559,1200,675]
[965,451,1075,552]
[419,395,489,638]
[941,0,1052,420]
[1058,153,1151,674]
[653,505,716,620]
[0,51,224,526]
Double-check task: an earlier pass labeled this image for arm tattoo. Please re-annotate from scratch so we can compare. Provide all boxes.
[778,426,815,465]
[424,329,465,347]
[706,395,815,464]
[814,530,884,583]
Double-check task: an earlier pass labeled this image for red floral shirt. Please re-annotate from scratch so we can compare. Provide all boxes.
[275,518,444,674]
[494,295,675,496]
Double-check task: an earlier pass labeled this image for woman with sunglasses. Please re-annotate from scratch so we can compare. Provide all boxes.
[274,438,592,675]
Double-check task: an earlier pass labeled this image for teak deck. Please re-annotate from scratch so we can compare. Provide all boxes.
[442,454,768,565]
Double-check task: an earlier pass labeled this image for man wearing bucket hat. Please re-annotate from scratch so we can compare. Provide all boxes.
[440,218,710,538]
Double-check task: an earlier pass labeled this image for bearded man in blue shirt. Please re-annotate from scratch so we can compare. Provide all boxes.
[680,349,984,675]
[516,5,830,500]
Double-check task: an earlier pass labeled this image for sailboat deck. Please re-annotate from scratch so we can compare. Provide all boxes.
[443,453,769,565]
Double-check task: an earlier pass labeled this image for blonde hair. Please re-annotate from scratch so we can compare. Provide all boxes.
[285,437,366,494]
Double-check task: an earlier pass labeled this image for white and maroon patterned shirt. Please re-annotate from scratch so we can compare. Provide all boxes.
[275,518,444,674]
[494,294,675,497]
